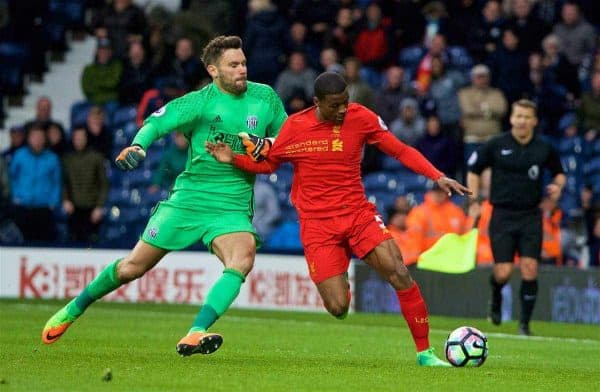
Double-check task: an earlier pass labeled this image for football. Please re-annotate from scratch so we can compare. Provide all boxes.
[445,326,489,367]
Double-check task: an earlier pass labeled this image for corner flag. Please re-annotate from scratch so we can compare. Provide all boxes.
[417,229,478,273]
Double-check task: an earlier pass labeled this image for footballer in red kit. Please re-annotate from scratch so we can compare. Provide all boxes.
[206,72,471,366]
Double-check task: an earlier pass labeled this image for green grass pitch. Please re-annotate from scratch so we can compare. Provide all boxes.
[1,299,599,391]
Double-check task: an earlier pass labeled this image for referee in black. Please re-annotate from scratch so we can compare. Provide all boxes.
[467,99,566,335]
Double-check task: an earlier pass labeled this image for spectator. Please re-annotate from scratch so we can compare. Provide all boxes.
[447,0,480,47]
[352,3,391,69]
[46,123,69,158]
[523,58,569,137]
[23,96,64,132]
[343,57,375,109]
[387,207,420,266]
[288,22,321,71]
[323,7,356,60]
[8,125,61,242]
[148,132,189,193]
[416,115,459,178]
[136,77,187,127]
[2,126,26,165]
[284,88,311,114]
[0,156,9,219]
[244,0,290,86]
[406,186,470,257]
[158,37,204,92]
[319,48,344,74]
[91,0,147,60]
[506,0,549,54]
[390,97,426,146]
[458,64,508,160]
[487,28,529,104]
[375,66,415,125]
[426,56,466,134]
[119,41,153,105]
[0,155,22,245]
[581,187,599,268]
[552,2,596,67]
[468,0,507,63]
[275,51,317,104]
[253,181,281,241]
[415,33,448,94]
[291,0,337,47]
[421,1,449,48]
[589,214,600,268]
[533,0,562,26]
[81,38,123,106]
[83,107,112,160]
[578,71,600,132]
[541,34,580,98]
[540,196,562,265]
[62,128,109,243]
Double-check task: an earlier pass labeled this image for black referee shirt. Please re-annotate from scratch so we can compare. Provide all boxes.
[468,132,564,210]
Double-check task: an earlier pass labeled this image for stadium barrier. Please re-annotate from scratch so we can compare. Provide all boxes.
[0,247,355,313]
[353,264,600,325]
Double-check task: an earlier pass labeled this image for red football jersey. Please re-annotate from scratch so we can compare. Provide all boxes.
[234,103,443,219]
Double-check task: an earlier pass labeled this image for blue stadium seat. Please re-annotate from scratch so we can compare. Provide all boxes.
[584,156,600,176]
[112,128,129,148]
[448,45,473,73]
[112,105,138,127]
[381,156,408,171]
[265,221,303,251]
[123,121,138,138]
[267,170,293,192]
[107,188,131,206]
[363,172,395,192]
[560,154,583,176]
[70,101,92,127]
[365,191,396,211]
[143,151,162,170]
[0,43,30,94]
[559,191,581,220]
[393,171,431,194]
[558,136,585,155]
[398,46,425,76]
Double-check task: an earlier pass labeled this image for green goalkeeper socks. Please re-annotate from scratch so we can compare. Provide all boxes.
[189,268,245,333]
[66,259,122,318]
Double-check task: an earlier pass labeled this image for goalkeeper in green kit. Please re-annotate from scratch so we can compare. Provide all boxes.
[41,36,287,356]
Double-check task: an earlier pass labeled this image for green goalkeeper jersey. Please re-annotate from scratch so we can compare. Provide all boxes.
[132,81,287,213]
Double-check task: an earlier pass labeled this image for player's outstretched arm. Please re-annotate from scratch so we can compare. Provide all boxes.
[205,141,278,174]
[436,176,472,197]
[205,141,234,163]
[238,132,272,162]
[115,145,146,170]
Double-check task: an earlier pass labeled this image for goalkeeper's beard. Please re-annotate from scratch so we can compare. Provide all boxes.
[221,78,247,95]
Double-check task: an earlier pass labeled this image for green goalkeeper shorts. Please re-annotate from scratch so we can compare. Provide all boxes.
[140,201,260,252]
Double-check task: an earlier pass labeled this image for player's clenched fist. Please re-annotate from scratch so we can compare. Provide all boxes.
[115,145,146,170]
[238,132,271,161]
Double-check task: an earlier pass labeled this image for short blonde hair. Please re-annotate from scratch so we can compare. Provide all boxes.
[512,99,537,114]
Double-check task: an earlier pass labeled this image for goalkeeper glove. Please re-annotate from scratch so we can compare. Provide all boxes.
[238,132,272,161]
[115,145,146,170]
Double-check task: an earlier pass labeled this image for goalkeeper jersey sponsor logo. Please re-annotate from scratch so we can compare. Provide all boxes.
[208,130,244,152]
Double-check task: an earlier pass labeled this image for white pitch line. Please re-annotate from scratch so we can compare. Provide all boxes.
[8,302,600,344]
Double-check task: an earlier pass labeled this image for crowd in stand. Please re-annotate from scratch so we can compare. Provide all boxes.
[1,0,599,267]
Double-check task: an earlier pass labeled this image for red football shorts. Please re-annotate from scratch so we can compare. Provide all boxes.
[299,204,392,283]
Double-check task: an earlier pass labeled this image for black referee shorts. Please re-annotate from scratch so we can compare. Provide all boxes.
[489,206,542,263]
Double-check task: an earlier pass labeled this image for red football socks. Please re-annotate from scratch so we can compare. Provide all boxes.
[396,282,430,352]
